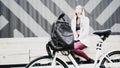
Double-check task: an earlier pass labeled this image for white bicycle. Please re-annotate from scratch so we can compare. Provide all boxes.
[26,13,120,68]
[92,29,120,68]
[26,29,120,68]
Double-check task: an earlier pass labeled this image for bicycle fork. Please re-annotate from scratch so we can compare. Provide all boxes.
[51,53,57,68]
[68,54,79,68]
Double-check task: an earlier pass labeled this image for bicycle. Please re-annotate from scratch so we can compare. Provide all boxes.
[93,29,120,68]
[26,14,120,68]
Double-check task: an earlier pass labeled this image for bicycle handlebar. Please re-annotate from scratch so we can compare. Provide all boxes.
[57,13,65,21]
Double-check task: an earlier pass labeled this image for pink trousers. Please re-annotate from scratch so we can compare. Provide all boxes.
[72,41,90,60]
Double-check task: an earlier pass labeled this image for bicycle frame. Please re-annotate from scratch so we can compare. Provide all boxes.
[51,52,69,68]
[50,50,79,68]
[94,37,104,68]
[94,36,119,68]
[68,53,79,68]
[51,53,58,67]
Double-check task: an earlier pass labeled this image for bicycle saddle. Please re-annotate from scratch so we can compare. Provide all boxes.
[93,29,111,37]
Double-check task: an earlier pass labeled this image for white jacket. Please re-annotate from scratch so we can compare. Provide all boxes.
[71,15,90,47]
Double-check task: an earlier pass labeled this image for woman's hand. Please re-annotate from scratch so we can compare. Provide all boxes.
[75,7,82,18]
[75,12,81,18]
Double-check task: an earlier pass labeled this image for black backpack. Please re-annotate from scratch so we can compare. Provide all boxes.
[50,13,74,51]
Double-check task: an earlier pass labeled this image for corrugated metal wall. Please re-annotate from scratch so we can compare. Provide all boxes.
[0,0,120,38]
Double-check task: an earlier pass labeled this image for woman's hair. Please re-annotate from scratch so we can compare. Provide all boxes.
[75,5,85,16]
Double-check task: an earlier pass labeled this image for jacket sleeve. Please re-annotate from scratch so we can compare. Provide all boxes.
[80,17,90,39]
[84,17,90,36]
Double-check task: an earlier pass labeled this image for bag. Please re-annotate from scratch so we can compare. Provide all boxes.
[51,20,74,51]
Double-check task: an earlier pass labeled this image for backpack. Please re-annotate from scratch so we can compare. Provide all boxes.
[50,13,74,51]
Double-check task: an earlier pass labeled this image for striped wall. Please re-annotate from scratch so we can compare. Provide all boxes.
[0,0,120,38]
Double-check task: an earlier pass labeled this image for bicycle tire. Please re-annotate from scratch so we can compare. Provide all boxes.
[26,55,68,68]
[100,50,120,68]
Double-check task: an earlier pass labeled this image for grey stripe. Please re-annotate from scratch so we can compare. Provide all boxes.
[0,2,36,37]
[40,0,61,17]
[0,15,9,30]
[111,24,120,32]
[65,0,89,9]
[40,0,71,22]
[90,0,112,19]
[52,0,74,19]
[15,0,51,34]
[89,0,112,30]
[84,0,102,13]
[1,0,49,37]
[96,0,120,25]
[27,0,57,25]
[65,0,77,9]
[14,29,24,37]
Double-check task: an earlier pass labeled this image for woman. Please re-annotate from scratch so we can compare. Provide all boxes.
[71,5,94,63]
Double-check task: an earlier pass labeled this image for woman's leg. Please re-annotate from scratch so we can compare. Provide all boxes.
[73,42,90,60]
[74,42,87,50]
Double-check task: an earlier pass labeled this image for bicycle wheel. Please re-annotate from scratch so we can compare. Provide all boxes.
[100,50,120,68]
[26,56,68,68]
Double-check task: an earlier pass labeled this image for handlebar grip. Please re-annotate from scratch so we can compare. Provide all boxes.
[57,13,65,21]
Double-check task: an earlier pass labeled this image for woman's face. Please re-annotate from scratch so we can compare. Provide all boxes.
[75,6,83,15]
